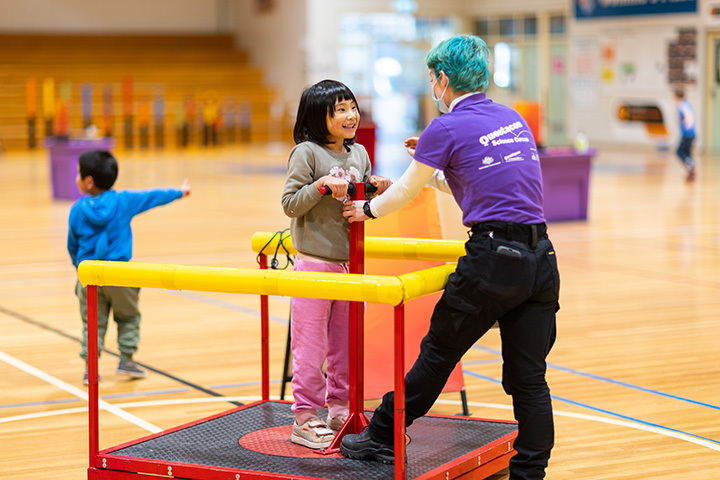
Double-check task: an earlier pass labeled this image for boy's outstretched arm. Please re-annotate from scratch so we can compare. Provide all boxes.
[180,178,191,198]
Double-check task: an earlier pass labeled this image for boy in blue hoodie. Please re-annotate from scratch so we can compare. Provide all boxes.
[68,150,191,385]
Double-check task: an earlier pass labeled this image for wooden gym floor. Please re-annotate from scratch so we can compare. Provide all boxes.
[0,141,718,479]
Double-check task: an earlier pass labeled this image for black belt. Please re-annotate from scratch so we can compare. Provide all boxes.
[471,221,547,248]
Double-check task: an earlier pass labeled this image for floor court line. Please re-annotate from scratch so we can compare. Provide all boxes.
[7,298,715,417]
[170,290,290,324]
[169,292,720,414]
[0,349,162,433]
[5,295,718,450]
[471,344,720,410]
[0,304,242,405]
[462,369,720,447]
[434,399,720,453]
[3,389,718,455]
[0,380,278,410]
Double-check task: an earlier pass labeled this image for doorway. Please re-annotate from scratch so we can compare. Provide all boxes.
[704,31,720,154]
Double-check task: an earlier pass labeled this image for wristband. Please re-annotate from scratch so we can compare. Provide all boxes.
[363,201,376,219]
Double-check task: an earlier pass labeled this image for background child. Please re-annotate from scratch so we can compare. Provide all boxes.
[281,79,390,449]
[674,88,697,182]
[68,149,191,385]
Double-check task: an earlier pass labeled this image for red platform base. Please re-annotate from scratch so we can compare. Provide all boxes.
[87,400,517,480]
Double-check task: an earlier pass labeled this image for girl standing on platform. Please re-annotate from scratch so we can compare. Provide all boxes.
[281,79,391,449]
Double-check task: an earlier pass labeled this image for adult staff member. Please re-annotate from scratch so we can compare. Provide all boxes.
[341,34,560,480]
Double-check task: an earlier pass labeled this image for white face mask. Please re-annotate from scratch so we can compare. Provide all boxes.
[431,79,449,114]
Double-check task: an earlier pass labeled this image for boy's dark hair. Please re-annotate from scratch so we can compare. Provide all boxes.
[674,88,685,99]
[293,79,358,148]
[78,150,118,191]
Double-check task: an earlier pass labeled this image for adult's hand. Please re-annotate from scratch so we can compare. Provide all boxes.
[404,137,419,157]
[368,175,392,195]
[342,200,369,223]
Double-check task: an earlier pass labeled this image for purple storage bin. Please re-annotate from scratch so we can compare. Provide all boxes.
[45,137,116,200]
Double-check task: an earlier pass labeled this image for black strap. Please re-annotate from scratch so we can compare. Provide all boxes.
[472,221,546,247]
[531,224,539,249]
[256,229,295,269]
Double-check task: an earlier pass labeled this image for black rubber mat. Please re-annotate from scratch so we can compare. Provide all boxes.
[106,401,517,480]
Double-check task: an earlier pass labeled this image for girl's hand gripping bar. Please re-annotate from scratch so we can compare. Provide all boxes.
[318,182,378,196]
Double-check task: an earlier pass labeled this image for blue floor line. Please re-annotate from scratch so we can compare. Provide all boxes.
[470,344,720,411]
[102,388,192,399]
[209,379,280,389]
[461,358,503,366]
[172,292,720,412]
[169,290,290,325]
[0,397,83,409]
[462,369,720,445]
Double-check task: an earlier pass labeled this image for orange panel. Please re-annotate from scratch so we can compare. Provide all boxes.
[364,187,465,399]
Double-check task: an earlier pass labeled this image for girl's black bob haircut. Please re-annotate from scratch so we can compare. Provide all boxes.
[293,79,359,148]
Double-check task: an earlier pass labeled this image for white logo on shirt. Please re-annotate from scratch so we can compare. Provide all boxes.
[478,121,523,146]
[504,151,525,162]
[478,156,502,170]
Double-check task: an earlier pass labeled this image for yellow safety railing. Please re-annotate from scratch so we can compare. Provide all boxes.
[77,261,456,306]
[251,232,465,262]
[78,234,464,306]
[78,233,466,480]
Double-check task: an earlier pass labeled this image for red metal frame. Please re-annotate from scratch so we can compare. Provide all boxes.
[84,183,516,479]
[259,253,270,402]
[87,285,99,465]
[324,182,371,455]
[88,396,515,480]
[90,456,336,480]
[393,303,406,478]
[414,431,516,480]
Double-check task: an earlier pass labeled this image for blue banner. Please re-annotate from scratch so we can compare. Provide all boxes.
[575,0,697,19]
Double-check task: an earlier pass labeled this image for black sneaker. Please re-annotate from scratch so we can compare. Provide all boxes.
[82,371,102,386]
[340,427,395,464]
[116,361,147,378]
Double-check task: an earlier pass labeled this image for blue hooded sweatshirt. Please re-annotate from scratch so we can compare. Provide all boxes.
[67,188,182,268]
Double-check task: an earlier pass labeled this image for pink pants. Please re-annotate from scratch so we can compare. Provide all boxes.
[291,255,350,424]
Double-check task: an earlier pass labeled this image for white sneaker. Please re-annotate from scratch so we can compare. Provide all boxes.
[327,414,348,433]
[290,418,335,449]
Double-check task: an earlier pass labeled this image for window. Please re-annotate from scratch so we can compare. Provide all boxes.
[499,17,515,37]
[523,16,537,36]
[475,18,490,37]
[549,15,566,35]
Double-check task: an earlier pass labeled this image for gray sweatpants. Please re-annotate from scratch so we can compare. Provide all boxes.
[76,280,141,363]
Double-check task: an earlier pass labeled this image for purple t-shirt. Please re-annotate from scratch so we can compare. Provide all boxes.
[414,93,545,227]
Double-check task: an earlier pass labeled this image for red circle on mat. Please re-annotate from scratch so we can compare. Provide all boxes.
[239,426,343,458]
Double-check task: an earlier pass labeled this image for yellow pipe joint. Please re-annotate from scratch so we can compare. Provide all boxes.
[398,264,457,303]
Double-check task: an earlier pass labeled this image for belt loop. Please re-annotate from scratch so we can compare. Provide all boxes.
[530,224,538,248]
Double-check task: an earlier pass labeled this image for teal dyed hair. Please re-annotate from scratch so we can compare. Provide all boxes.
[426,34,490,93]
